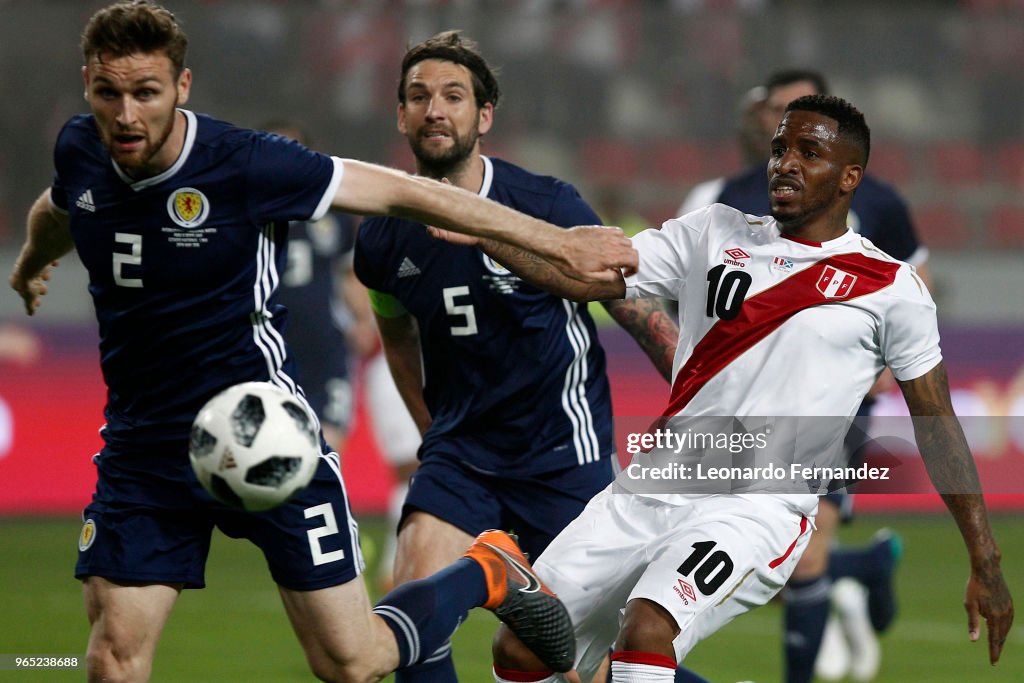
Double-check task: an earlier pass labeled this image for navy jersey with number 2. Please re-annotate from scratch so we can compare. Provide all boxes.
[51,109,343,449]
[355,156,615,477]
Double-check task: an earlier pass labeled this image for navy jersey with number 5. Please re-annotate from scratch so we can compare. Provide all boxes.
[50,109,344,448]
[354,156,614,477]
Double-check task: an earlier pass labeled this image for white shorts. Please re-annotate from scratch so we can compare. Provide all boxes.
[533,487,814,682]
[364,352,421,466]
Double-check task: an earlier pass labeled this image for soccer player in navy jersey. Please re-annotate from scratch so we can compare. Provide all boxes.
[700,70,926,683]
[7,3,638,681]
[354,31,679,682]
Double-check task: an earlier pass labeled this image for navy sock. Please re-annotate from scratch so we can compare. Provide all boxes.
[783,575,831,683]
[674,666,712,683]
[829,531,899,631]
[829,543,877,583]
[395,642,457,683]
[374,558,487,668]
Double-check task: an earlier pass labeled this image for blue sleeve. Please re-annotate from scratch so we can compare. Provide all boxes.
[245,131,340,224]
[353,218,391,293]
[50,120,77,213]
[546,183,603,229]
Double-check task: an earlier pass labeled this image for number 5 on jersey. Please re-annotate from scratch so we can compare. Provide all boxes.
[443,285,478,336]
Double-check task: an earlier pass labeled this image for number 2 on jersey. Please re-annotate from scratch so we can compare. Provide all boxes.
[705,264,751,320]
[113,232,143,288]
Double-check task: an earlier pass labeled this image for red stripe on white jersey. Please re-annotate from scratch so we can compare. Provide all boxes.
[663,253,901,417]
[770,514,809,568]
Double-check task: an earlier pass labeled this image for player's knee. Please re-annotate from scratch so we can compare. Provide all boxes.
[307,652,388,683]
[492,624,548,670]
[615,598,680,656]
[86,640,151,683]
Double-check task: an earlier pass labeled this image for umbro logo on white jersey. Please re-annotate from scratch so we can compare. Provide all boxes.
[76,189,96,212]
[397,257,421,278]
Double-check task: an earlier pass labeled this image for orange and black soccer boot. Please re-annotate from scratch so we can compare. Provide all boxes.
[463,530,575,672]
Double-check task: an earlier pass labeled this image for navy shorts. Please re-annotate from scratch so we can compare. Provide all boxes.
[75,443,363,591]
[402,454,616,561]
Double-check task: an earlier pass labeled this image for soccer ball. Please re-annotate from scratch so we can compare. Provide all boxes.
[189,381,320,511]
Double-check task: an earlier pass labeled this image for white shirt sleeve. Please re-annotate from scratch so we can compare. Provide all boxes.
[624,213,704,301]
[880,266,942,381]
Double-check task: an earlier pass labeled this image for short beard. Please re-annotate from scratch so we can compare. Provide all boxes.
[410,129,479,180]
[117,97,179,179]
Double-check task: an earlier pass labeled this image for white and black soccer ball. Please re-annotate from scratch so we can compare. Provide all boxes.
[189,381,320,512]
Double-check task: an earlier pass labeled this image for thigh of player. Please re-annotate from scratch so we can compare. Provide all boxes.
[216,453,364,591]
[278,574,400,680]
[82,576,182,680]
[395,457,501,581]
[628,496,813,662]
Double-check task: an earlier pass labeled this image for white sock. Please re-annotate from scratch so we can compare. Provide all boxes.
[611,655,675,682]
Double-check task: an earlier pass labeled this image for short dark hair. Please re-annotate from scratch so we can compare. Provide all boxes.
[81,1,188,76]
[397,30,500,109]
[786,94,871,166]
[765,69,829,96]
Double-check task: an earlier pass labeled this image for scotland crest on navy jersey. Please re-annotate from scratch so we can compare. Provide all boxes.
[167,187,210,228]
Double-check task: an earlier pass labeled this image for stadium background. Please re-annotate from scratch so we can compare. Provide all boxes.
[0,2,1021,681]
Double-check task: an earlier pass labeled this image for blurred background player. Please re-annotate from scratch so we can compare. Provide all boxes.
[677,84,768,216]
[262,120,359,454]
[681,69,921,683]
[354,30,678,682]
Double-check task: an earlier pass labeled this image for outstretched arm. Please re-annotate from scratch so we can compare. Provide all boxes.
[9,189,74,316]
[898,362,1014,664]
[331,160,637,284]
[430,230,626,303]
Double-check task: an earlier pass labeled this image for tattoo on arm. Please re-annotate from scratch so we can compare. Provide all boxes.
[602,298,678,382]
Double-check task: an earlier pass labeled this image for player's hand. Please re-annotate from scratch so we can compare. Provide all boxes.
[9,259,59,316]
[561,669,582,683]
[554,225,638,283]
[426,225,480,247]
[964,564,1014,664]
